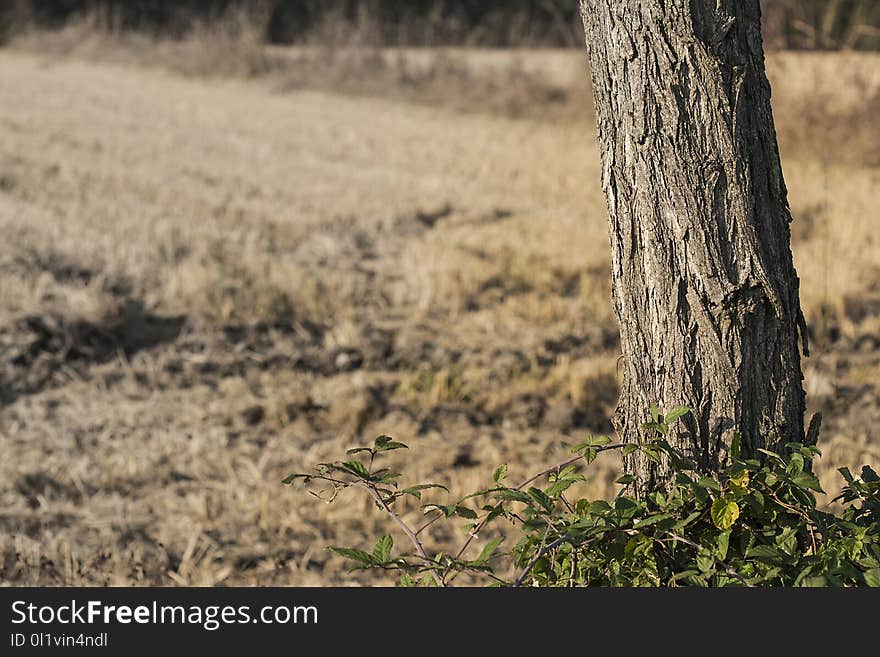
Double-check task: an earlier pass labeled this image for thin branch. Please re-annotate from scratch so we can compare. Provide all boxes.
[560,492,575,514]
[356,481,444,587]
[443,442,625,580]
[302,441,627,587]
[415,509,444,537]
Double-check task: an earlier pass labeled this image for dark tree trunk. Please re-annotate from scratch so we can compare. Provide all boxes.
[579,0,815,494]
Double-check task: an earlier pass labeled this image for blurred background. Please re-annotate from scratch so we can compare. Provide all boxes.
[0,1,878,586]
[4,1,880,49]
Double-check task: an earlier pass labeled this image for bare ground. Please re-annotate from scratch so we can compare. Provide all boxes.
[0,46,878,585]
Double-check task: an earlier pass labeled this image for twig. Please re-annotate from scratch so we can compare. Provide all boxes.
[415,510,443,537]
[517,446,622,490]
[762,485,813,521]
[443,442,625,581]
[356,482,444,587]
[292,471,444,585]
[303,441,626,587]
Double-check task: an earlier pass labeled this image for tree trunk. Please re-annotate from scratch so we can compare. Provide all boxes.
[579,0,813,494]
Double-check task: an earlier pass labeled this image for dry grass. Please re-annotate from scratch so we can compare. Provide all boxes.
[10,19,593,122]
[0,36,878,585]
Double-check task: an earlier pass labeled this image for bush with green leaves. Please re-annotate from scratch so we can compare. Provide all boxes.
[284,408,880,587]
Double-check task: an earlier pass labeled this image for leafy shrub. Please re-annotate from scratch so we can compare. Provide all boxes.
[284,409,880,587]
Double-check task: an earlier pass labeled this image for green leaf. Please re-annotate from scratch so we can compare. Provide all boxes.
[757,448,782,461]
[282,473,308,485]
[615,496,640,516]
[338,460,371,479]
[329,546,375,566]
[696,550,715,574]
[665,406,689,423]
[474,537,504,566]
[522,518,547,532]
[374,435,408,452]
[345,446,374,456]
[545,478,577,498]
[422,503,456,517]
[728,469,750,496]
[496,489,532,503]
[650,404,659,423]
[730,432,742,460]
[669,569,701,584]
[483,504,506,523]
[371,468,402,484]
[633,512,673,528]
[697,477,722,492]
[863,569,880,587]
[587,500,612,514]
[401,483,449,499]
[642,446,661,463]
[775,527,798,556]
[527,487,554,513]
[746,490,765,513]
[585,434,612,447]
[493,464,508,483]
[648,491,666,508]
[673,511,703,530]
[616,474,636,485]
[715,530,730,561]
[372,535,393,563]
[861,465,879,482]
[581,447,598,464]
[653,422,668,435]
[838,467,854,483]
[791,471,824,493]
[710,497,740,530]
[747,545,784,563]
[455,505,478,520]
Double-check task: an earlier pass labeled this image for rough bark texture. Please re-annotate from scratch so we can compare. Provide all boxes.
[579,0,811,494]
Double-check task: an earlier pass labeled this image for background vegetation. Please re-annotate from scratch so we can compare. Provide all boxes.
[2,0,880,49]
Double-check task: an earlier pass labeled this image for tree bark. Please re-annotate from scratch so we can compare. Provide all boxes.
[579,0,812,494]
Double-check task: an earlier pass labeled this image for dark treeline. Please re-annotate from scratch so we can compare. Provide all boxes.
[3,0,879,49]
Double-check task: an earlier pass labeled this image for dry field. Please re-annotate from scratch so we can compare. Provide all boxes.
[0,39,878,585]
